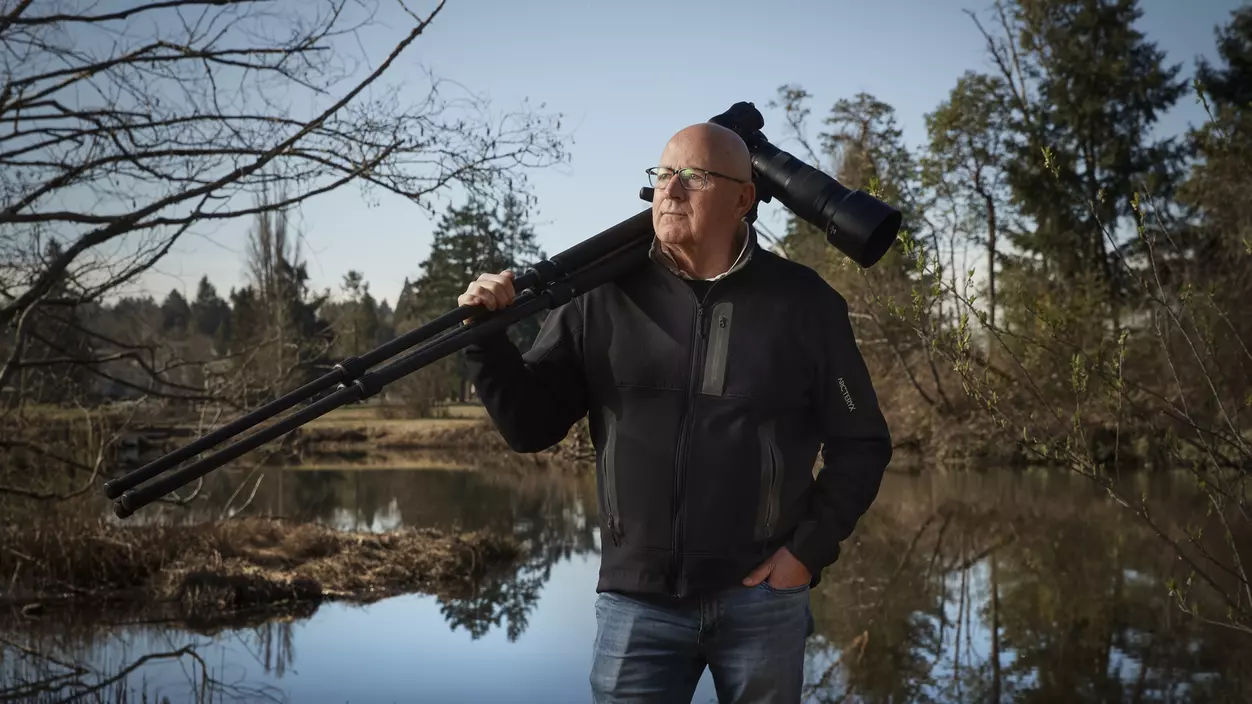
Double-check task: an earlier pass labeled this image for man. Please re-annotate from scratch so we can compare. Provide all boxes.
[459,123,892,703]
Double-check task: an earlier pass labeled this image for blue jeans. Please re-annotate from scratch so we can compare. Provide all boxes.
[589,582,814,703]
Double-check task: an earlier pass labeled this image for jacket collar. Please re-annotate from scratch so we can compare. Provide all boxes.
[649,220,757,282]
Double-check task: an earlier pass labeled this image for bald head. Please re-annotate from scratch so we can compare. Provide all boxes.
[651,122,757,277]
[662,123,753,182]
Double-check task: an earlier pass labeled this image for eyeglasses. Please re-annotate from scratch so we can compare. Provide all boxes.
[646,166,747,191]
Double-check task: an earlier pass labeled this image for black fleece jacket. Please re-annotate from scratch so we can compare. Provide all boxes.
[462,235,892,598]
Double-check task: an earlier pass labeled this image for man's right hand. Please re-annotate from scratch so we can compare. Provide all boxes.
[458,270,516,323]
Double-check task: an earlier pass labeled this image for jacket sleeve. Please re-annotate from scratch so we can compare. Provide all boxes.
[786,286,893,579]
[461,298,589,453]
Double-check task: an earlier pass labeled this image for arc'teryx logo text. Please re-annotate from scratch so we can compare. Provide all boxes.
[837,377,856,411]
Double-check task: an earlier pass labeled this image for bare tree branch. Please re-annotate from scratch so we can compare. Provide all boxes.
[0,287,39,390]
[0,0,567,336]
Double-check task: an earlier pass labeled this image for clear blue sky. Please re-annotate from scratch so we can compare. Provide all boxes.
[135,0,1249,307]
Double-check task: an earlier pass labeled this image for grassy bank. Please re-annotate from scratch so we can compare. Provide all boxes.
[292,403,507,452]
[1,515,520,628]
[0,403,584,628]
[105,402,591,464]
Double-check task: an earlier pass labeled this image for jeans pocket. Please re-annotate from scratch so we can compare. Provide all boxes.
[759,580,809,595]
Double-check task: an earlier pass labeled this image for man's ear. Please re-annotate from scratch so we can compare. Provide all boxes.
[738,182,756,219]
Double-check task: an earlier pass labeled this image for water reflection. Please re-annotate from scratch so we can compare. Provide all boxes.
[802,470,1252,704]
[3,462,1250,702]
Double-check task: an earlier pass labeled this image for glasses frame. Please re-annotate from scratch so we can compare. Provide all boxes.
[645,166,748,191]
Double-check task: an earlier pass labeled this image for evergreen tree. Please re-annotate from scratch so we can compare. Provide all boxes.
[776,90,937,349]
[160,289,191,335]
[1173,6,1252,405]
[359,289,381,349]
[21,240,94,403]
[490,191,546,348]
[393,278,419,331]
[779,92,923,279]
[996,0,1189,308]
[1178,5,1252,271]
[822,93,925,234]
[1195,6,1252,109]
[190,276,231,344]
[939,0,1193,419]
[330,270,381,357]
[106,295,163,346]
[410,191,546,349]
[375,298,396,345]
[402,191,547,404]
[228,286,264,353]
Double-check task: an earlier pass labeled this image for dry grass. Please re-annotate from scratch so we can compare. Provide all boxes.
[295,418,489,445]
[1,514,520,626]
[311,402,487,423]
[286,406,509,454]
[282,455,478,471]
[305,414,481,433]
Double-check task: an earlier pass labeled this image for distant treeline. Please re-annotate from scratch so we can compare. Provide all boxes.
[6,190,546,414]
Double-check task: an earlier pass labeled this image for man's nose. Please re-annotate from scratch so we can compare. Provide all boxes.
[662,173,686,198]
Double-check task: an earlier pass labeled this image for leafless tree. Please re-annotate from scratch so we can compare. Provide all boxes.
[0,0,567,377]
[0,0,567,502]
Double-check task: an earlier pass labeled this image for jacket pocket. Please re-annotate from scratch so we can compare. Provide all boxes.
[700,302,733,396]
[600,407,624,546]
[759,580,809,595]
[754,420,782,543]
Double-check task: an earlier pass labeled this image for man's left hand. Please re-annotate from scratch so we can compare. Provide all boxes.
[742,546,811,589]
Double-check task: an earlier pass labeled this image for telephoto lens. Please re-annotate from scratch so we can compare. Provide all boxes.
[708,102,901,268]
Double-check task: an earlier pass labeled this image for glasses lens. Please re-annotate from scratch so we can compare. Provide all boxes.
[649,168,671,188]
[679,169,706,189]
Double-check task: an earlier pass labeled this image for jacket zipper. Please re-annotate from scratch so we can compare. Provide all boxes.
[670,284,713,596]
[764,436,779,537]
[603,421,621,546]
[601,456,617,546]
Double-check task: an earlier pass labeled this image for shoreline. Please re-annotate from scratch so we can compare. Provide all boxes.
[116,404,594,466]
[3,409,574,630]
[3,518,522,631]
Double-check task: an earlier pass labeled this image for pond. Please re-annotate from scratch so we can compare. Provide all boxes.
[3,457,1251,703]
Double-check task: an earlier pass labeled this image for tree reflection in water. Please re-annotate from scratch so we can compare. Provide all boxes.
[213,458,604,644]
[0,616,293,703]
[429,464,600,642]
[3,461,1251,702]
[800,469,1252,703]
